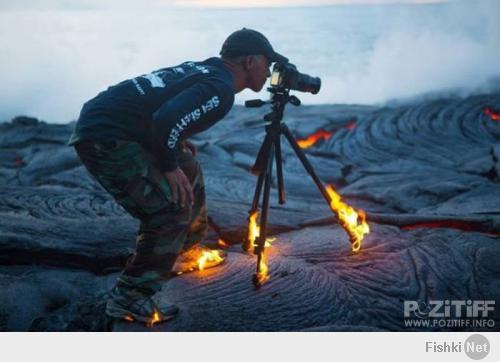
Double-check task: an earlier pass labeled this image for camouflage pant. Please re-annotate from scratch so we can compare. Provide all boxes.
[75,140,207,298]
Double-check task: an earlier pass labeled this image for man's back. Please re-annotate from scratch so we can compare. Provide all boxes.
[68,57,235,151]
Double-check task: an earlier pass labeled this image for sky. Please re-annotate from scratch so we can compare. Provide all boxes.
[0,0,451,9]
[1,0,498,123]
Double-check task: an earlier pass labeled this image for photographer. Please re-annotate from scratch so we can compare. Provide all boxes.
[68,28,287,324]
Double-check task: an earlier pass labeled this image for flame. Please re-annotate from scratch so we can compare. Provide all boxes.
[297,129,333,149]
[247,211,275,251]
[484,107,500,121]
[254,253,270,286]
[197,250,224,271]
[147,309,161,327]
[325,185,370,252]
[247,210,276,285]
[217,238,229,248]
[123,315,134,322]
[247,211,260,250]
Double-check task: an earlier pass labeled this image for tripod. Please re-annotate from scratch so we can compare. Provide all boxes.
[244,86,337,287]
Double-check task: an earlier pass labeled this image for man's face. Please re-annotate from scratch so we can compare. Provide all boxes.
[246,55,271,92]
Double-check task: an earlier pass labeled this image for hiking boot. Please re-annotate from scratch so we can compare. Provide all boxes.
[172,244,227,275]
[105,288,179,325]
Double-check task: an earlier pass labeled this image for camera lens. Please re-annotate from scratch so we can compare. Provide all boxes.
[294,73,321,94]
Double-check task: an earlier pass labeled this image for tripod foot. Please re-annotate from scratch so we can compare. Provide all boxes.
[252,273,264,289]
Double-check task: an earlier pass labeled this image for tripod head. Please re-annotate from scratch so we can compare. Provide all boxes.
[245,86,302,124]
[245,62,320,122]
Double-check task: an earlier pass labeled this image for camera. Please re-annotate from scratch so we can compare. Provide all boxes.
[269,62,321,94]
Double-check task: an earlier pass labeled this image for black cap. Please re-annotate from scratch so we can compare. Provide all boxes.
[220,28,288,64]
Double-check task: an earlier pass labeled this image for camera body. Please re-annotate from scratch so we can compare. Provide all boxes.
[269,62,321,94]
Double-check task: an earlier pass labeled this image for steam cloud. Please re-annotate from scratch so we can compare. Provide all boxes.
[0,0,498,123]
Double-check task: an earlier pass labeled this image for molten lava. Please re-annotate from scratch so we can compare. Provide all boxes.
[484,107,500,121]
[325,185,370,252]
[297,129,333,149]
[345,121,357,130]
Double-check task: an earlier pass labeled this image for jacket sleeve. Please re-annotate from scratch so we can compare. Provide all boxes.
[151,79,233,172]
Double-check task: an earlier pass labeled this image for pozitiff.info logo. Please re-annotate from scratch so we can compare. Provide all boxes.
[403,300,496,329]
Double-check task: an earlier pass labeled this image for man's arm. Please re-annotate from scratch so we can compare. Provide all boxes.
[151,78,233,206]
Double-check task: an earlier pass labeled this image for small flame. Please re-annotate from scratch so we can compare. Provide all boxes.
[217,238,230,248]
[123,315,134,322]
[197,250,224,271]
[147,309,161,327]
[247,211,260,251]
[254,253,270,286]
[247,211,276,286]
[484,107,500,121]
[325,185,370,252]
[247,211,275,252]
[297,129,333,149]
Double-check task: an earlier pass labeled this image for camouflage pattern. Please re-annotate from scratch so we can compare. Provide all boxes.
[74,140,207,298]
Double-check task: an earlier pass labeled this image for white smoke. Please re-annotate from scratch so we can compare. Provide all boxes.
[0,0,498,123]
[322,0,500,105]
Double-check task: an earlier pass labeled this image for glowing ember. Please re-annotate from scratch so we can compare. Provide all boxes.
[325,184,370,252]
[123,315,134,322]
[147,309,161,327]
[197,250,224,271]
[484,107,500,121]
[297,129,333,149]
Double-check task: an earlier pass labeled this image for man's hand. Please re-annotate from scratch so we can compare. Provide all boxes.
[164,168,194,207]
[181,140,197,156]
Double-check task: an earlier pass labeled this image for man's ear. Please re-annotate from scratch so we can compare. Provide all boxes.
[244,55,255,70]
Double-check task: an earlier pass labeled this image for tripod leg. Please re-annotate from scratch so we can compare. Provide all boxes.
[282,124,331,204]
[251,131,273,176]
[244,132,274,252]
[256,144,274,254]
[253,144,274,287]
[274,131,286,204]
[243,169,266,252]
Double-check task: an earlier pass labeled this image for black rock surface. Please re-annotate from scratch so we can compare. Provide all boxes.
[1,95,499,331]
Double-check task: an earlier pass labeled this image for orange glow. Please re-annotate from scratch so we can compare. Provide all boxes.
[147,309,161,327]
[123,315,134,322]
[345,121,356,130]
[297,129,333,149]
[217,238,230,248]
[484,107,500,121]
[325,184,370,252]
[197,250,224,271]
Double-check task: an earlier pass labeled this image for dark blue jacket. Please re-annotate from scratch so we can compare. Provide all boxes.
[68,57,235,172]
